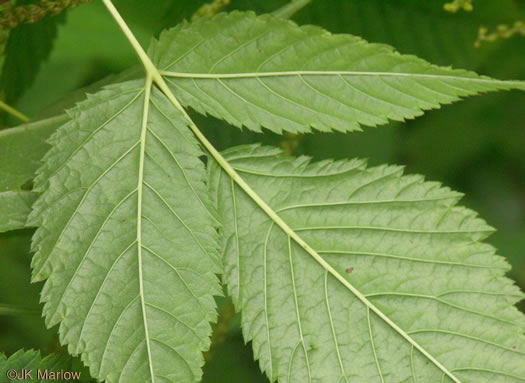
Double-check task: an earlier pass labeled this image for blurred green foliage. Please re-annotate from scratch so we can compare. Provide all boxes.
[0,1,523,381]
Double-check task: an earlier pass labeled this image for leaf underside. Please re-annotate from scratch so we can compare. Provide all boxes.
[209,144,525,383]
[29,80,222,383]
[150,11,525,134]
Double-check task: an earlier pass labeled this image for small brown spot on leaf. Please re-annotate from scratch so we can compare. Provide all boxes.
[345,267,354,274]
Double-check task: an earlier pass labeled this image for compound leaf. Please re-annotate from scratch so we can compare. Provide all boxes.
[23,8,525,383]
[150,11,525,134]
[209,144,525,383]
[29,80,222,383]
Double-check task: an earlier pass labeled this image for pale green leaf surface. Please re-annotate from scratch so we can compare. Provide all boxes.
[0,191,38,233]
[210,144,525,383]
[29,80,222,383]
[150,11,525,134]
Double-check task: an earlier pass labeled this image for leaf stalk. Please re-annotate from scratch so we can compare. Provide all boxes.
[0,100,30,123]
[272,0,311,19]
[0,303,40,316]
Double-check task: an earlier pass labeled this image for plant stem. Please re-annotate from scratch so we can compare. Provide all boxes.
[101,0,161,83]
[0,114,67,137]
[272,0,311,19]
[101,0,187,114]
[0,303,40,316]
[191,0,230,22]
[0,100,29,123]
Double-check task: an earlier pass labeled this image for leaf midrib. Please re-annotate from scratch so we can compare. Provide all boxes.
[136,76,156,383]
[159,69,525,89]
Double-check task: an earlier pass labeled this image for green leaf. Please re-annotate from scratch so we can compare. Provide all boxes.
[0,230,57,355]
[0,349,82,382]
[1,13,64,104]
[0,115,66,192]
[0,191,38,233]
[150,11,525,134]
[29,80,222,382]
[0,115,66,232]
[209,144,525,383]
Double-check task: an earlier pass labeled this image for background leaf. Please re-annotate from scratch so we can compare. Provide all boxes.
[0,116,66,232]
[0,115,66,192]
[0,230,55,354]
[1,13,65,106]
[0,349,82,382]
[0,191,37,233]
